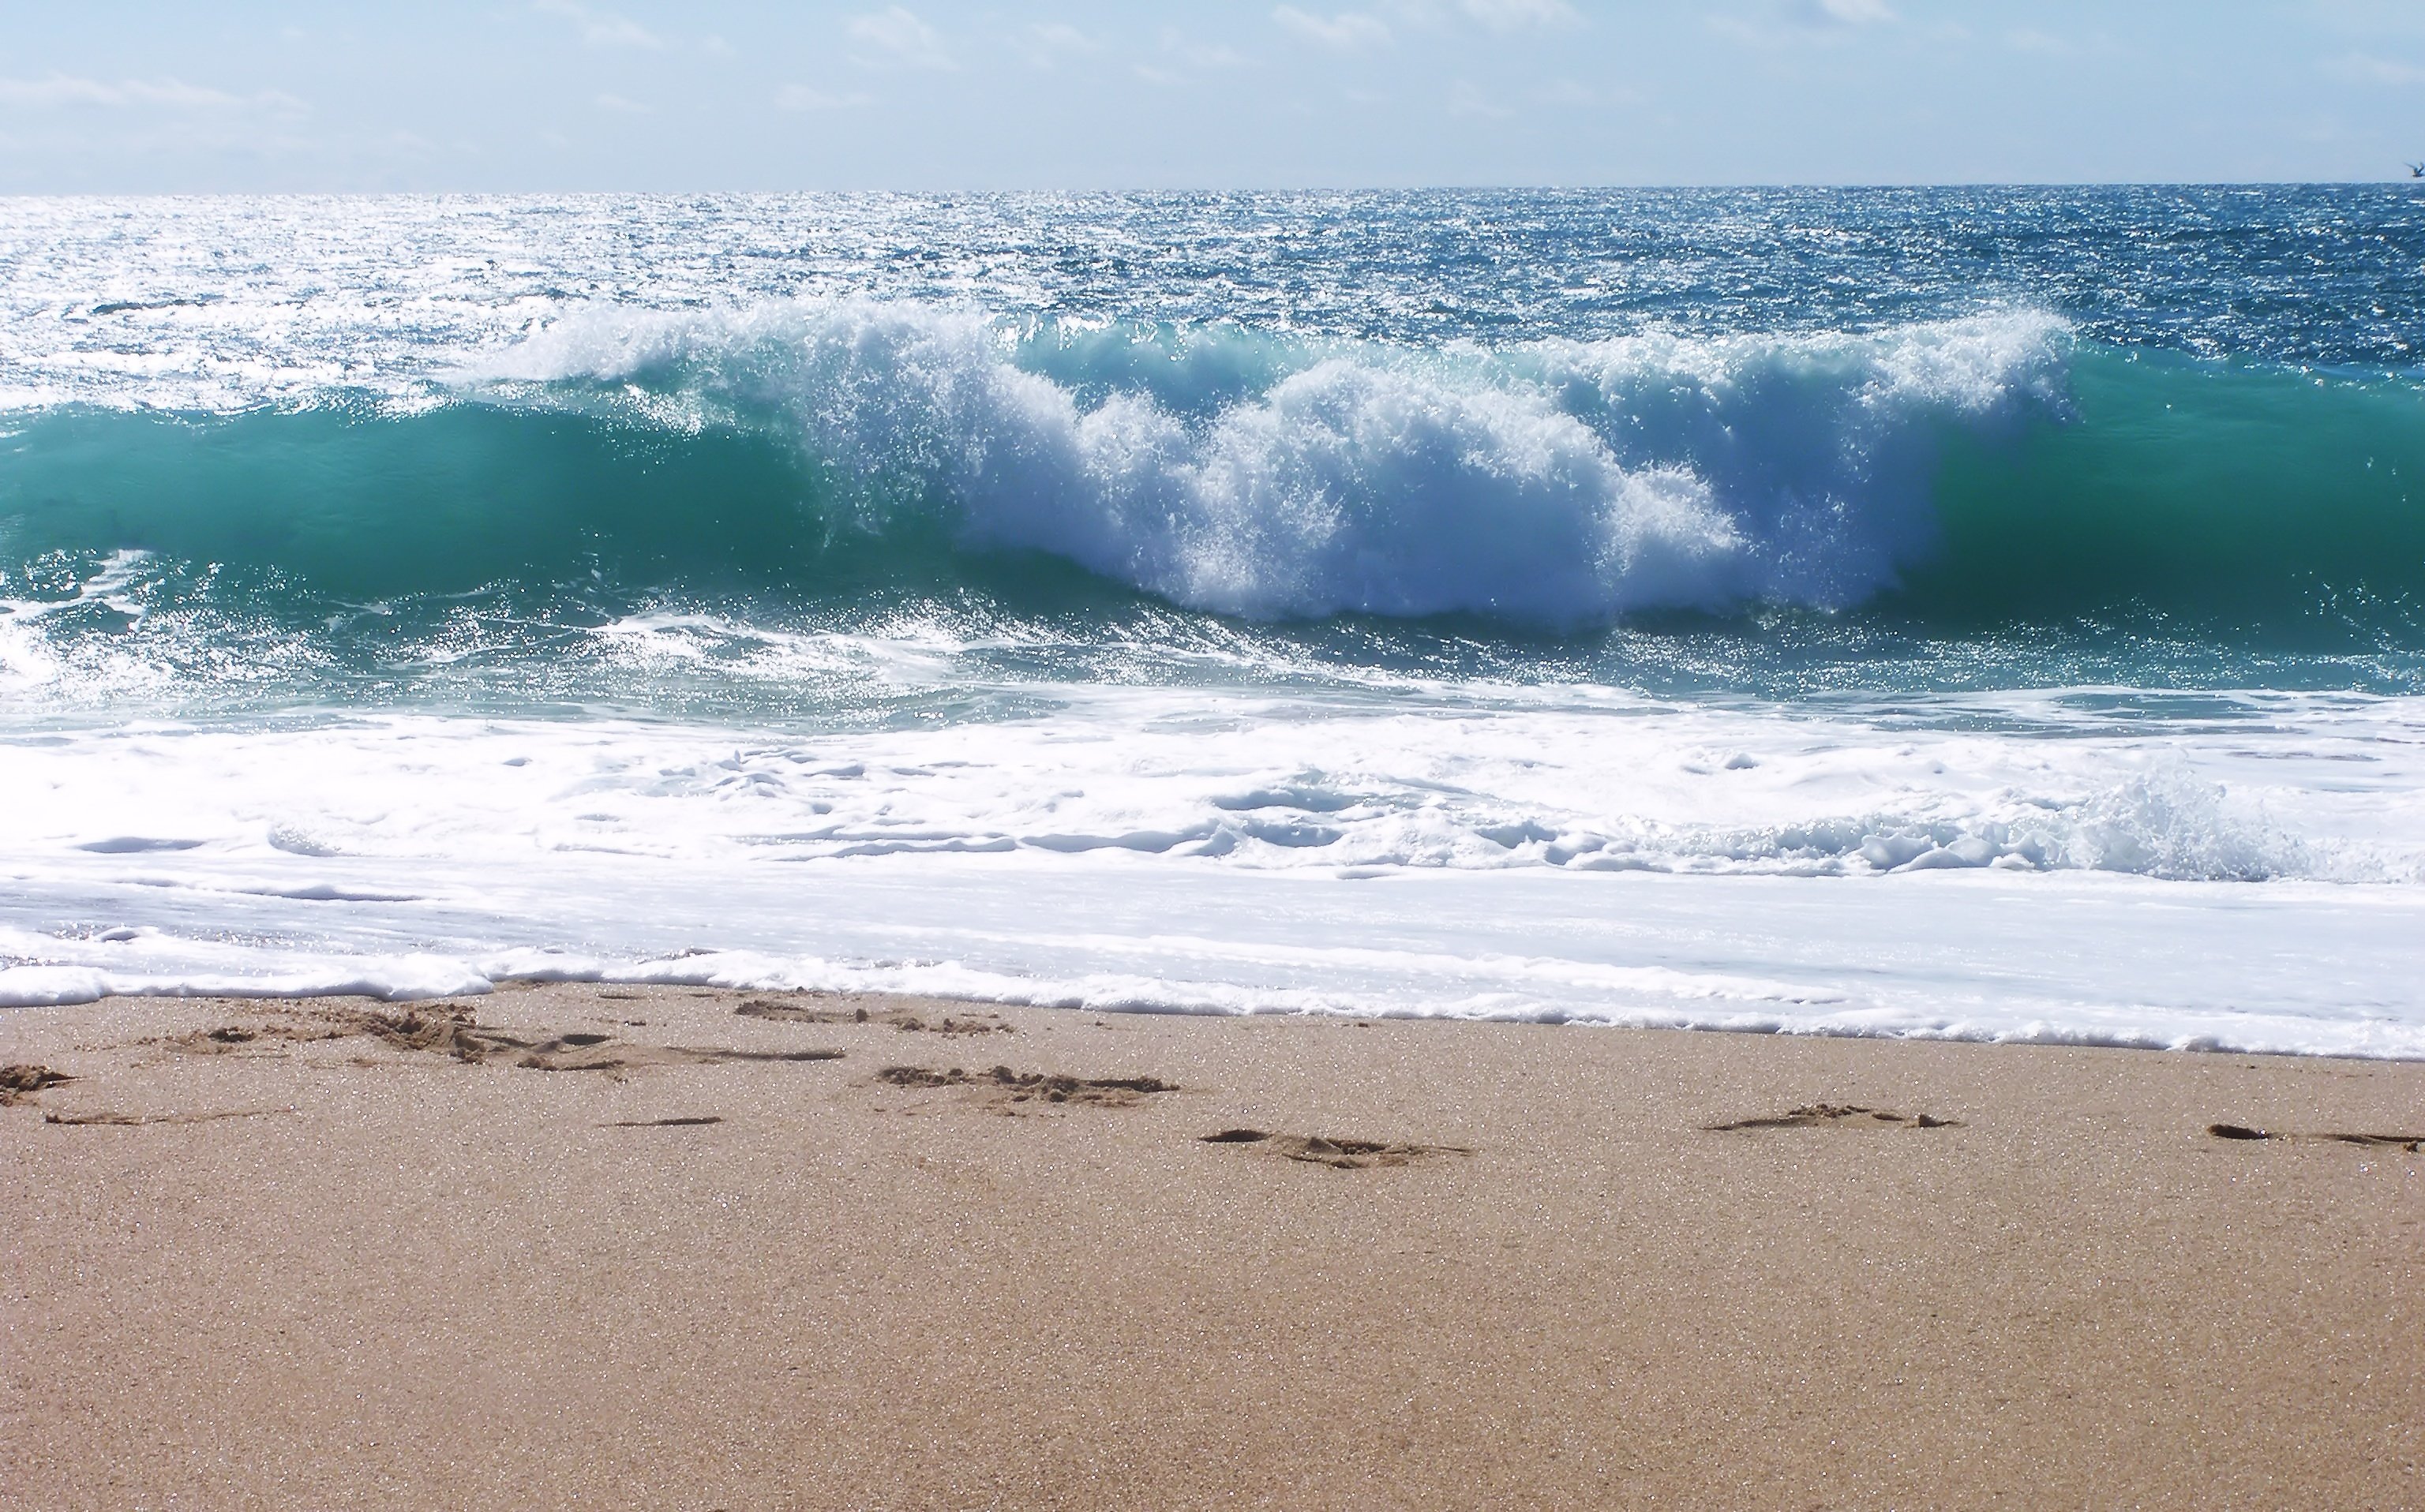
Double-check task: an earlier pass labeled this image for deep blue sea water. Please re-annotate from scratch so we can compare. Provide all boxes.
[2,189,2422,1053]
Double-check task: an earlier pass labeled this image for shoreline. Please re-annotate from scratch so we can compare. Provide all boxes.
[9,967,2424,1064]
[6,983,2422,1508]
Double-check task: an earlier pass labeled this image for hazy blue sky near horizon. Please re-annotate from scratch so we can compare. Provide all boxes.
[2,2,2422,191]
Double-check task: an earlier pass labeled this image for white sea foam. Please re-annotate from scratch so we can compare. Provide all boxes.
[9,687,2406,884]
[2,688,2421,1053]
[5,856,2423,1057]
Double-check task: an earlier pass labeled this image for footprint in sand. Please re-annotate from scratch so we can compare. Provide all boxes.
[154,1009,845,1075]
[876,1065,1175,1111]
[1702,1103,1961,1132]
[153,1023,354,1056]
[13,1055,295,1127]
[1200,1128,1473,1170]
[1,1065,77,1107]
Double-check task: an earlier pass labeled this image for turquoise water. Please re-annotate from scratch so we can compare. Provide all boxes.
[3,316,2421,715]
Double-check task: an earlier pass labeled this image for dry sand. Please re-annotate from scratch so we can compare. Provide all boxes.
[3,983,2421,1510]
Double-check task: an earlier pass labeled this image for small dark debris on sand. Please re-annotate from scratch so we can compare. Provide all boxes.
[1,1065,77,1106]
[605,1115,725,1128]
[1198,1128,1473,1170]
[2208,1122,2421,1152]
[876,1065,1173,1108]
[1703,1103,1960,1132]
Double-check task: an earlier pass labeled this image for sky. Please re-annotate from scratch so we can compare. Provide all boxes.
[2,2,2423,191]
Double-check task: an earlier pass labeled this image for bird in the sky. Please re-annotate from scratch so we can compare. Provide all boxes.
[2409,162,2425,178]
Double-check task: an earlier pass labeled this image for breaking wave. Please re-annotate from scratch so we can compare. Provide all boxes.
[2,298,2421,641]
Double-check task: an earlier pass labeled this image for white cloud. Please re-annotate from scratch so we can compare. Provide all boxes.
[1713,0,1898,49]
[593,93,652,114]
[1021,22,1105,68]
[849,7,957,70]
[1458,0,1580,31]
[0,75,305,114]
[0,76,226,108]
[1813,0,1894,22]
[534,0,664,50]
[1275,7,1393,51]
[1707,17,1783,49]
[0,77,322,169]
[1535,77,1629,106]
[1155,29,1254,71]
[777,84,875,110]
[1449,80,1512,118]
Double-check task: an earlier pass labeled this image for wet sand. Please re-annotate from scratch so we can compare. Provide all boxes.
[4,983,2421,1510]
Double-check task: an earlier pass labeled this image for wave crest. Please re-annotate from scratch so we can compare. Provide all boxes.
[483,299,2069,622]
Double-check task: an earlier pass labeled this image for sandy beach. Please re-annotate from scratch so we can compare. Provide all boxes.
[2,985,2419,1510]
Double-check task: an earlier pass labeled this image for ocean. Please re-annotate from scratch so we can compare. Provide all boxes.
[3,187,2422,1055]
